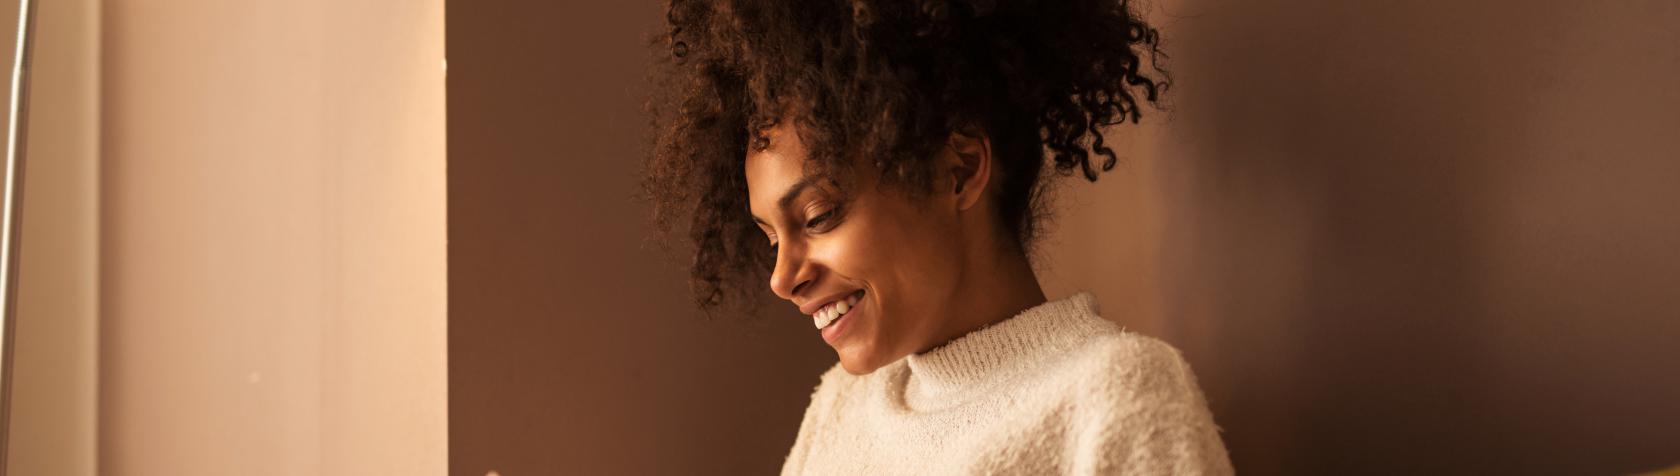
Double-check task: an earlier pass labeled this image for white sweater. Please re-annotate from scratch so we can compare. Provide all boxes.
[780,292,1234,475]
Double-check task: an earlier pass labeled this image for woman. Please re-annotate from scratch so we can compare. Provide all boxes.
[644,0,1233,474]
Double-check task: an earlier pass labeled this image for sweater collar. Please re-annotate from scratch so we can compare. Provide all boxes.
[901,291,1111,406]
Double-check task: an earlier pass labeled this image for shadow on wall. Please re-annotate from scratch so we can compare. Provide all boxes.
[1159,0,1680,473]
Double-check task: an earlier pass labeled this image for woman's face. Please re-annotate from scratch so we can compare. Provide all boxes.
[746,125,969,375]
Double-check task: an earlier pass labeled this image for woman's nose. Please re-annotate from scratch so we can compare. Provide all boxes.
[769,242,814,301]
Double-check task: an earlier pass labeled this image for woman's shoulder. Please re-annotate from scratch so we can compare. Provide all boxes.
[1086,330,1196,378]
[1049,329,1212,408]
[1014,292,1205,394]
[1052,331,1234,474]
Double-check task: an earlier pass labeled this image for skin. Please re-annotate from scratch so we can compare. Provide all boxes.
[746,122,1049,375]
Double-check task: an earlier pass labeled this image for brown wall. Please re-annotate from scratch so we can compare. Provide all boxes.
[1158,0,1680,473]
[445,2,834,474]
[448,1,1680,474]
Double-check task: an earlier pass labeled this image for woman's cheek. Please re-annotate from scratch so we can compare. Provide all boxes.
[816,217,882,277]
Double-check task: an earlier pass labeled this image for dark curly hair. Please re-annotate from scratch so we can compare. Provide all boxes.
[643,0,1169,314]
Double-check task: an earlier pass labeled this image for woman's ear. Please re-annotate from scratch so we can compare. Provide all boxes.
[945,131,993,212]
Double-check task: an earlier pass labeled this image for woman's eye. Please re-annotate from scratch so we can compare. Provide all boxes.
[805,209,835,229]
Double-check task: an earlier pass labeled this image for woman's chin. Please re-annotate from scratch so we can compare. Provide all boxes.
[836,358,875,376]
[835,347,889,375]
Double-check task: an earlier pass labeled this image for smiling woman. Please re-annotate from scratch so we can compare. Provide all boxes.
[642,0,1231,473]
[744,122,1049,375]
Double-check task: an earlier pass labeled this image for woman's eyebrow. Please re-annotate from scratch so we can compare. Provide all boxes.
[752,175,822,225]
[777,176,821,210]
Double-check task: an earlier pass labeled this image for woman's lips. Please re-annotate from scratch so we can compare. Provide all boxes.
[820,290,865,345]
[811,290,863,329]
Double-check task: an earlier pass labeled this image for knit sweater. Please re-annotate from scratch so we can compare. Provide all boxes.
[779,292,1234,475]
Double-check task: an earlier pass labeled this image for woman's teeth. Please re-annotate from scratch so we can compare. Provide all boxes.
[812,292,863,330]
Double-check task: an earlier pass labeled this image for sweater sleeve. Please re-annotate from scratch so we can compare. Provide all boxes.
[1071,336,1234,476]
[780,363,845,476]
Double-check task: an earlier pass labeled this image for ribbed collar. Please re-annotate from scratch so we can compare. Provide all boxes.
[900,291,1113,410]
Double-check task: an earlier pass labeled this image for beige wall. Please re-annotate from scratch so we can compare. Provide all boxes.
[6,0,100,474]
[100,1,447,474]
[449,0,1679,474]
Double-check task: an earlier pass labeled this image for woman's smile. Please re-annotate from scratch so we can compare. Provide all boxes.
[818,290,866,345]
[811,289,863,329]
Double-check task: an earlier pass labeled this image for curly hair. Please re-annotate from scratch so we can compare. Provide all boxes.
[642,0,1169,314]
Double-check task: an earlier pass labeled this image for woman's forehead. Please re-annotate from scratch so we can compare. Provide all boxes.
[745,127,813,220]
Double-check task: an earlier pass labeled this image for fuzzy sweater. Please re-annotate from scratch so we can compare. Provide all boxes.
[779,292,1234,475]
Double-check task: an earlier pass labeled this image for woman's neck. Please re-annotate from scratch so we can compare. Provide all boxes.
[916,243,1047,355]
